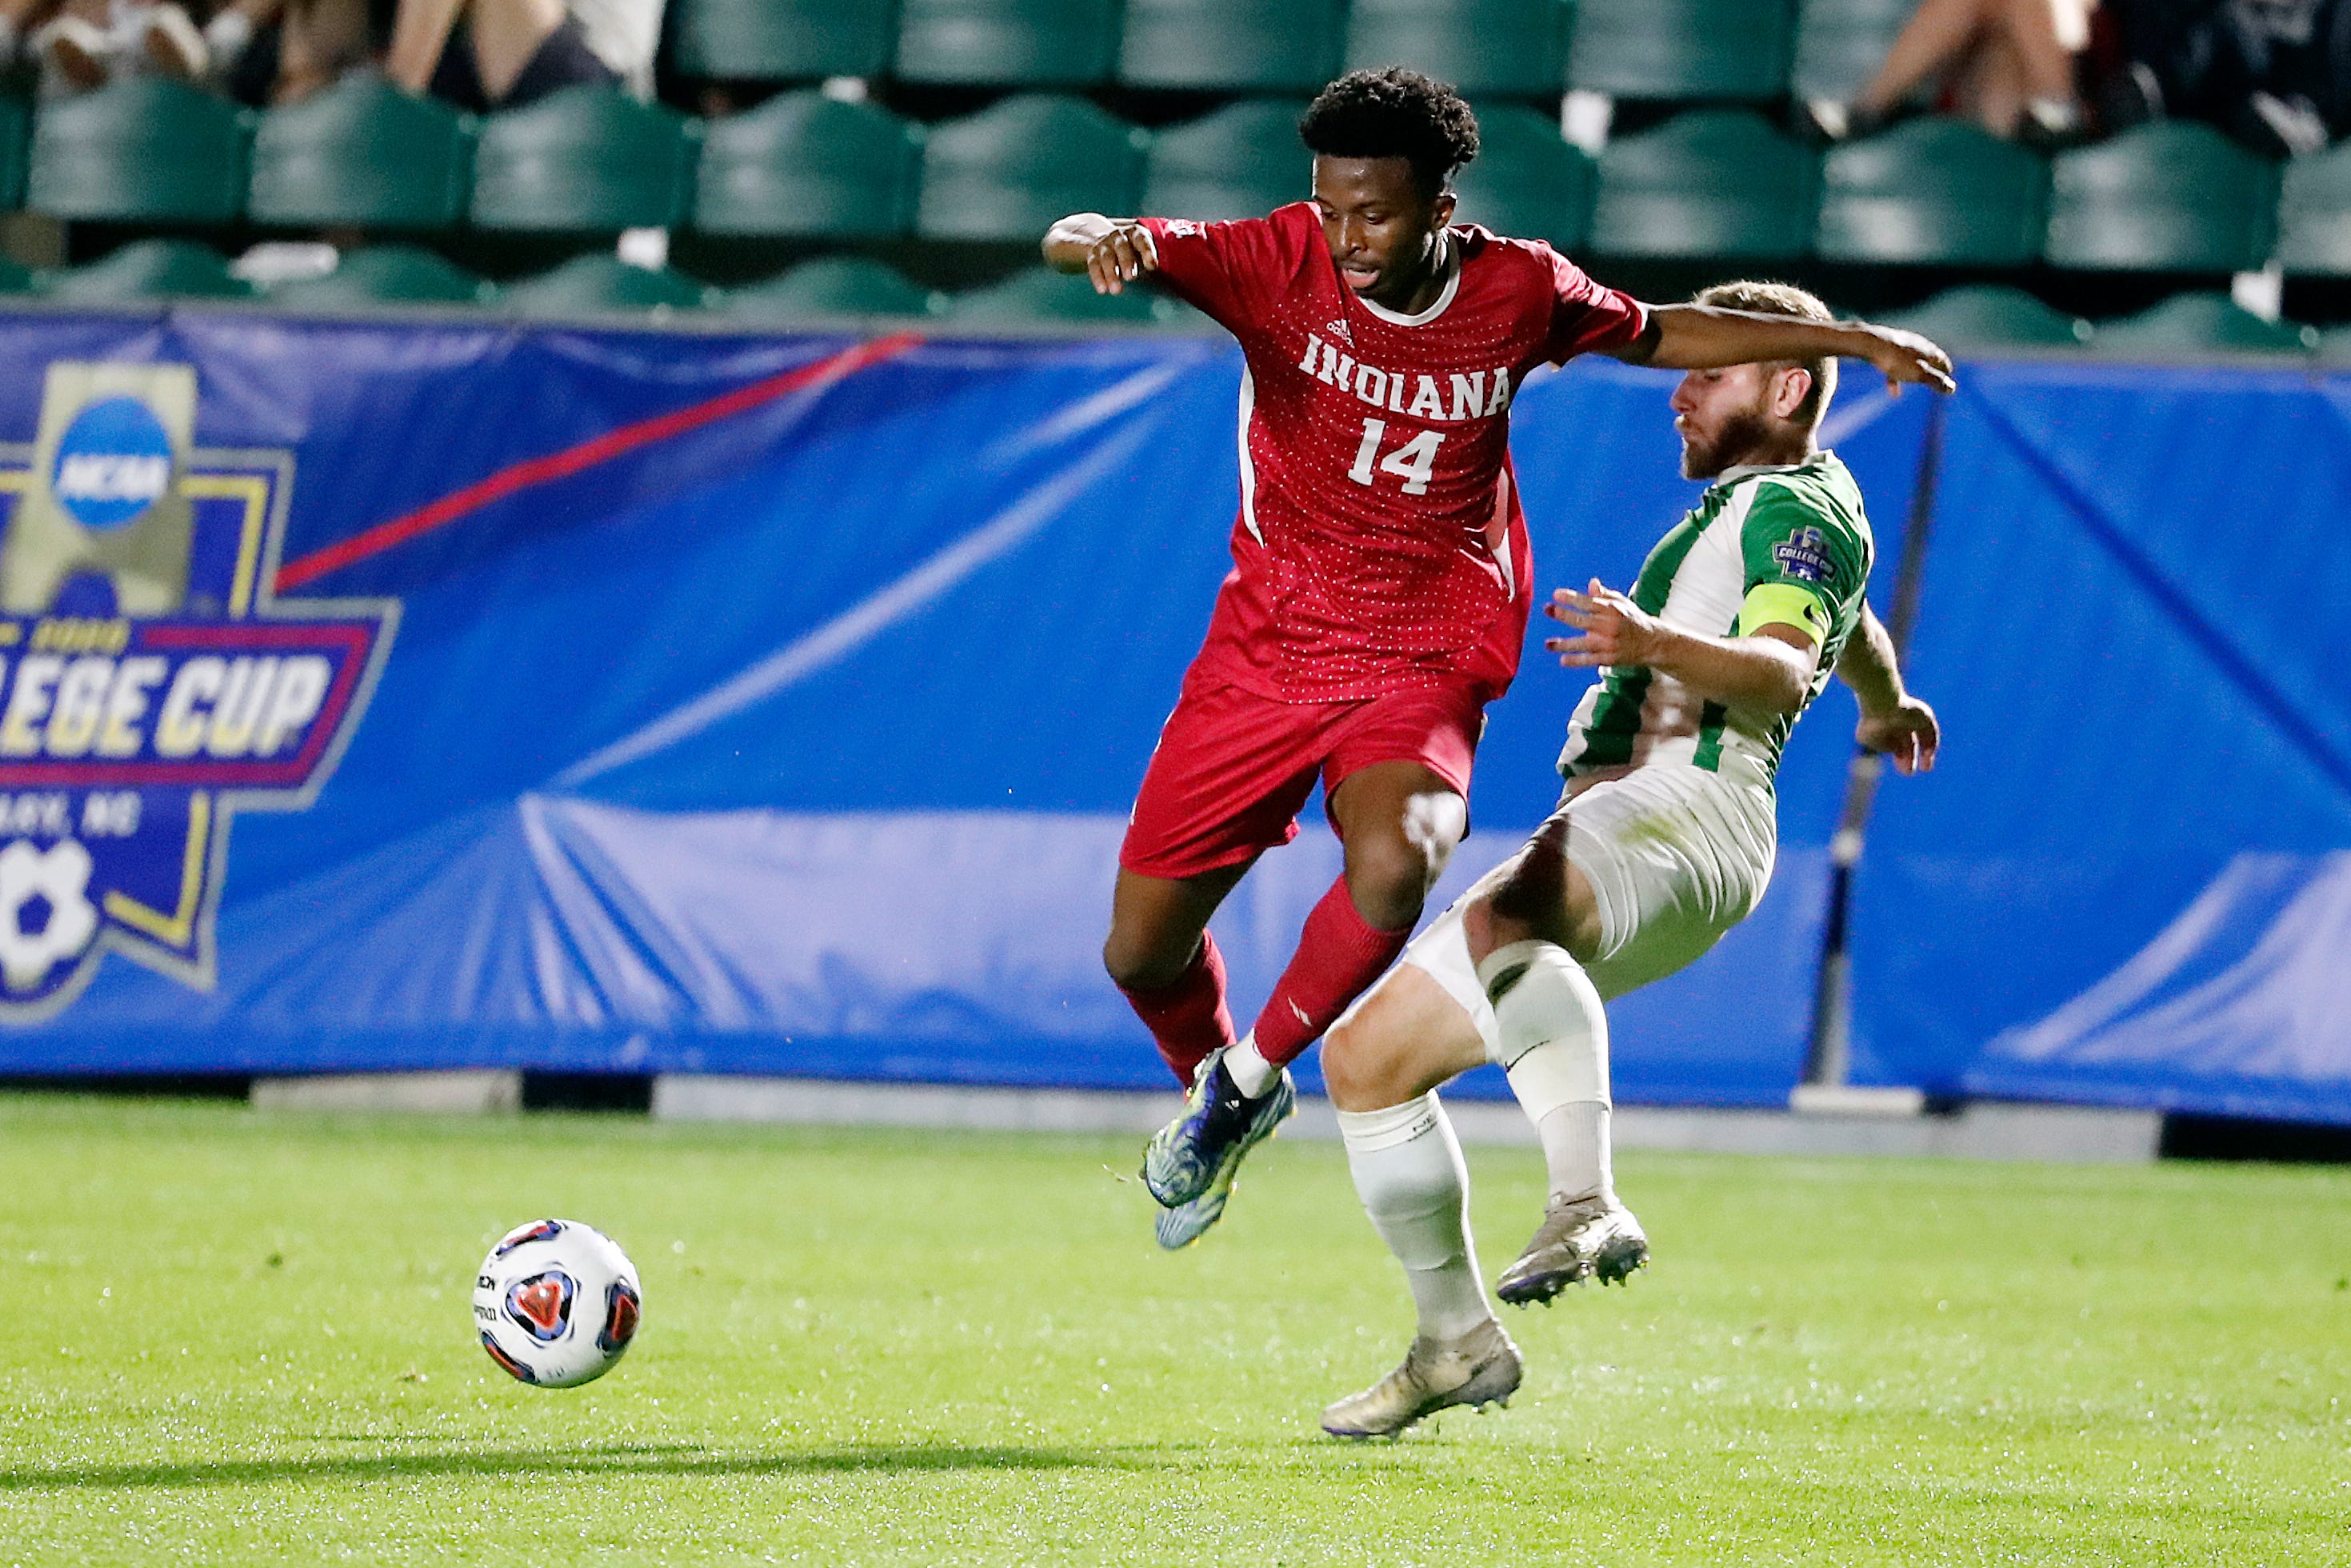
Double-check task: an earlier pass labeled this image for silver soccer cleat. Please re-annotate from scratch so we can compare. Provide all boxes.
[1319,1318,1523,1440]
[1496,1193,1648,1306]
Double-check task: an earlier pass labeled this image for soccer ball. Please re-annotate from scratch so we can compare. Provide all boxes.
[473,1218,642,1388]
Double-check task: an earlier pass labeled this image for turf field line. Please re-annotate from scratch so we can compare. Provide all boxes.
[270,332,926,593]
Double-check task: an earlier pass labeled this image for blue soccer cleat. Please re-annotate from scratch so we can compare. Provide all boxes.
[1141,1046,1295,1246]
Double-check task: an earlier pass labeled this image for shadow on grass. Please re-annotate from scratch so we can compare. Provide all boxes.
[0,1440,1174,1491]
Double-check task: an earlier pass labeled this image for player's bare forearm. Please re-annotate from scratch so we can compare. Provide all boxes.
[1042,215,1158,293]
[1615,304,1956,394]
[1546,582,1816,715]
[1834,604,1905,714]
[1837,605,1941,774]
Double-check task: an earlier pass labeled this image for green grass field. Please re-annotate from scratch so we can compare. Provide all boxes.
[2,1094,2346,1565]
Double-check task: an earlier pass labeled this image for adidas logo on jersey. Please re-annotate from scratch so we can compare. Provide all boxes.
[1325,318,1353,345]
[1297,331,1513,422]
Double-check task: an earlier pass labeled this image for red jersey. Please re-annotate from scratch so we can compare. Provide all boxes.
[1139,202,1647,703]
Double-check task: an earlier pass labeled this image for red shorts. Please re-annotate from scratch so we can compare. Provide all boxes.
[1118,674,1490,881]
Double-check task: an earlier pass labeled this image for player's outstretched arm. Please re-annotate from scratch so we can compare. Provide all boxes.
[1042,214,1161,295]
[1613,303,1957,395]
[1546,580,1819,715]
[1837,604,1940,775]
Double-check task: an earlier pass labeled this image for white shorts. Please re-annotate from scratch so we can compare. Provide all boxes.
[1394,764,1778,1058]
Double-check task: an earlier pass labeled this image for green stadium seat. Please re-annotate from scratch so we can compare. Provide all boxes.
[1341,0,1570,99]
[916,94,1146,242]
[2043,123,2279,274]
[248,74,473,230]
[1589,110,1817,260]
[2277,142,2351,277]
[1567,0,1793,102]
[470,85,697,234]
[28,78,249,223]
[1815,117,2047,266]
[264,245,494,308]
[1881,284,2087,351]
[2317,324,2351,366]
[1140,100,1308,223]
[0,97,27,210]
[894,0,1119,87]
[1789,0,1912,106]
[666,0,897,81]
[45,239,254,302]
[2088,294,2314,358]
[723,257,942,320]
[0,255,33,294]
[500,254,714,314]
[946,265,1165,326]
[1450,104,1593,249]
[1118,0,1345,94]
[693,91,919,238]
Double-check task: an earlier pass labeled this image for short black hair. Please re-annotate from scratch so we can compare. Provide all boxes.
[1297,68,1480,201]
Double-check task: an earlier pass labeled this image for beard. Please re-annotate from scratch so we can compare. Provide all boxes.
[1679,404,1775,479]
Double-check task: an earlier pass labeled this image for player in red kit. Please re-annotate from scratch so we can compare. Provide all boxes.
[1044,70,1952,1250]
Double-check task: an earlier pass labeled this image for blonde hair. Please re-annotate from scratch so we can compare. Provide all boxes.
[1693,279,1837,430]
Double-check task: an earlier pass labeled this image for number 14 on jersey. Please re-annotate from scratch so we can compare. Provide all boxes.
[1347,418,1445,496]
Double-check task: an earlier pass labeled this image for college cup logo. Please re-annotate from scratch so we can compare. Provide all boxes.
[0,361,395,1018]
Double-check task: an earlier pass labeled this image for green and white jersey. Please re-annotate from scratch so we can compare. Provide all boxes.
[1558,449,1873,787]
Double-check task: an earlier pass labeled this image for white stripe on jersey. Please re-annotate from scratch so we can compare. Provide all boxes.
[1235,366,1262,545]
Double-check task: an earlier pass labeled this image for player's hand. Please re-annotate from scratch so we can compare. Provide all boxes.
[1856,695,1940,775]
[1086,222,1159,295]
[1857,325,1956,395]
[1545,579,1661,668]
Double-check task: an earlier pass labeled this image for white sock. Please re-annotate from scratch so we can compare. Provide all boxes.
[1337,1094,1492,1342]
[1477,938,1616,1205]
[1223,1032,1277,1098]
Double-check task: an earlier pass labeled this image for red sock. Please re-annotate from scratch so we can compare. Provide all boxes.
[1250,877,1413,1067]
[1118,930,1235,1088]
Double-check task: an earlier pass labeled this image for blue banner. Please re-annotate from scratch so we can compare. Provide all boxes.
[0,309,2339,1119]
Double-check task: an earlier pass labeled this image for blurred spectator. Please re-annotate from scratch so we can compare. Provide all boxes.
[205,0,382,104]
[0,0,218,92]
[386,0,661,110]
[1810,0,2099,142]
[2111,0,2351,154]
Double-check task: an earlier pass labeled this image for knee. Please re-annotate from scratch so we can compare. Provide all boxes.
[1344,794,1465,928]
[1323,1016,1410,1112]
[1102,929,1188,993]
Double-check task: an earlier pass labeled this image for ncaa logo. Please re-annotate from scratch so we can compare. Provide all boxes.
[47,395,174,531]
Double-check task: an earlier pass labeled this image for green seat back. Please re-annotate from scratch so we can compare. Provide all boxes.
[0,256,31,294]
[1816,117,2047,266]
[470,86,697,233]
[916,94,1146,242]
[724,257,940,320]
[2277,141,2351,277]
[46,239,254,302]
[0,97,28,210]
[2317,324,2351,365]
[266,245,493,307]
[1568,0,1792,101]
[249,74,473,230]
[895,0,1119,87]
[948,266,1160,325]
[1140,99,1308,222]
[29,78,249,222]
[1451,105,1593,248]
[1341,0,1569,99]
[1881,284,2086,351]
[1118,0,1345,93]
[2044,123,2279,273]
[1789,0,1913,104]
[1590,110,1816,259]
[2089,294,2313,358]
[666,0,898,80]
[694,91,919,238]
[501,254,714,314]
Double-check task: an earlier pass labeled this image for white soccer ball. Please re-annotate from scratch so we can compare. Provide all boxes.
[473,1218,642,1389]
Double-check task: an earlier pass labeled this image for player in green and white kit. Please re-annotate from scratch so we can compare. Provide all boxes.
[1313,282,1944,1439]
